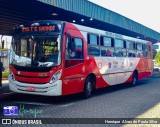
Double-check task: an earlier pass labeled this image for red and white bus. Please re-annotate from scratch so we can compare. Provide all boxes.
[9,20,152,98]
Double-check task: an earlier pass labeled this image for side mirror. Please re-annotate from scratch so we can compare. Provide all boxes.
[1,40,4,49]
[71,39,76,51]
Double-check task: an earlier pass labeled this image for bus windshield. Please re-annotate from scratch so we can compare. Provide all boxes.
[10,36,61,67]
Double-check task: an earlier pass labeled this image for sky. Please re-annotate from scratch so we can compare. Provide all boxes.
[89,0,160,33]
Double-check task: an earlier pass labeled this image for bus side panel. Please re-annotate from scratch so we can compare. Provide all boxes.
[93,57,115,87]
[124,74,133,83]
[123,57,152,83]
[62,24,87,95]
[61,23,110,95]
[84,56,110,89]
[62,67,85,95]
[136,58,152,80]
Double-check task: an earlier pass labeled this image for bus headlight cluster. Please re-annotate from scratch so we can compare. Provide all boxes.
[9,71,15,81]
[49,70,62,84]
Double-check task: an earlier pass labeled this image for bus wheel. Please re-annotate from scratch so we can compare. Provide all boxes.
[83,76,93,99]
[131,72,138,87]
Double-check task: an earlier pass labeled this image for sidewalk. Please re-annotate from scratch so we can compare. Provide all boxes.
[2,79,9,84]
[0,79,14,99]
[151,69,160,78]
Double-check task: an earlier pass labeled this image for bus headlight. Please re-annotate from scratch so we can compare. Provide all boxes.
[49,70,62,84]
[9,71,15,81]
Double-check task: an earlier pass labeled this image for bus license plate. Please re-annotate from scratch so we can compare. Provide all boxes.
[26,86,35,91]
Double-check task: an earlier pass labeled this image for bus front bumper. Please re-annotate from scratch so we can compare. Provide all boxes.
[9,78,62,96]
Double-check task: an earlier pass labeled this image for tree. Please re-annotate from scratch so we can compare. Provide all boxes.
[155,51,160,66]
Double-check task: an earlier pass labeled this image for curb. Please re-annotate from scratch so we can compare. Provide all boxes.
[0,81,15,99]
[2,79,8,80]
[2,80,9,84]
[0,91,15,99]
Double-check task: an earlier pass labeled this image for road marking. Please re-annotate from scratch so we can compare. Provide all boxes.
[60,103,75,107]
[1,92,15,95]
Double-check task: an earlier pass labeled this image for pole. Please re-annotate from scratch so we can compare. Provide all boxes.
[0,35,3,89]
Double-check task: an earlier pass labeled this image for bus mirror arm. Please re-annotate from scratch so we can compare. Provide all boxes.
[65,32,71,37]
[31,36,34,40]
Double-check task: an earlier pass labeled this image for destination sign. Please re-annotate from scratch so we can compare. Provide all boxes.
[22,26,55,32]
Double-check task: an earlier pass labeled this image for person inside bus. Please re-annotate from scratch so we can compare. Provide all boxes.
[33,41,41,61]
[106,49,112,56]
[68,42,76,58]
[33,41,37,56]
[128,53,135,57]
[28,38,34,58]
[28,39,40,59]
[69,49,76,58]
[137,52,143,58]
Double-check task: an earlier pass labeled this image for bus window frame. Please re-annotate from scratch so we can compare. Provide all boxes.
[125,40,136,57]
[126,40,135,50]
[143,44,151,58]
[136,43,143,51]
[65,35,84,60]
[87,33,100,56]
[114,38,124,49]
[100,36,113,47]
[100,36,114,57]
[114,38,127,57]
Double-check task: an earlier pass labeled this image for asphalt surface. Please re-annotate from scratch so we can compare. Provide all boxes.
[0,72,160,127]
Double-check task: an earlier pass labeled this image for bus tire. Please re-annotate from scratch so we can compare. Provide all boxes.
[83,76,93,99]
[131,71,138,87]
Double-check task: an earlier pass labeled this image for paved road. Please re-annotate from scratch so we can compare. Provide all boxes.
[0,74,160,126]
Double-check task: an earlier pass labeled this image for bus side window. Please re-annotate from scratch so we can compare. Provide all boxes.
[100,36,114,57]
[126,40,136,57]
[65,37,73,59]
[114,39,126,57]
[136,43,143,58]
[143,44,150,58]
[66,37,83,59]
[74,38,83,59]
[87,34,100,56]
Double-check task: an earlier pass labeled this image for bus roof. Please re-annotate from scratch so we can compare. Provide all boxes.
[72,22,148,44]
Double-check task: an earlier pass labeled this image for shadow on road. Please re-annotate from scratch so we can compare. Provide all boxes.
[0,76,154,106]
[1,70,159,106]
[0,71,159,119]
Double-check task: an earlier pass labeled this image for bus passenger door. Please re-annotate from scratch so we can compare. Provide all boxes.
[63,34,85,95]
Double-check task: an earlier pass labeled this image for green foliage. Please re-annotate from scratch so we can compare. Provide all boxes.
[155,51,160,66]
[153,49,157,59]
[0,47,8,50]
[2,71,9,78]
